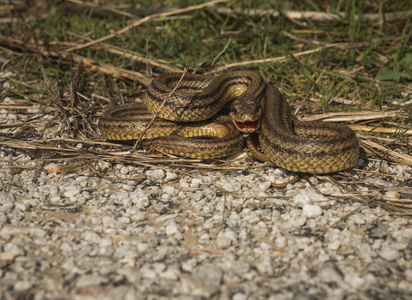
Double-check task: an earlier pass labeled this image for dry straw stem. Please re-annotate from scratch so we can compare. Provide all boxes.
[131,69,188,152]
[208,43,366,73]
[359,139,412,167]
[214,7,412,23]
[63,34,181,73]
[0,38,151,86]
[66,0,136,18]
[0,135,254,173]
[329,193,412,215]
[65,0,229,52]
[301,110,406,122]
[300,110,412,135]
[349,125,412,135]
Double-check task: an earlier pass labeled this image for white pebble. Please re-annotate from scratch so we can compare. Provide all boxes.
[293,190,311,207]
[165,171,178,180]
[44,163,59,173]
[258,181,271,192]
[179,179,189,188]
[63,186,81,198]
[120,166,129,175]
[162,185,175,195]
[405,269,412,281]
[350,213,366,225]
[153,263,166,273]
[274,236,287,248]
[159,267,179,280]
[14,281,33,291]
[130,189,150,209]
[0,192,15,210]
[75,274,108,288]
[146,169,165,180]
[191,178,203,188]
[379,244,400,261]
[181,258,197,272]
[384,190,400,199]
[165,220,179,235]
[216,230,236,249]
[302,204,323,218]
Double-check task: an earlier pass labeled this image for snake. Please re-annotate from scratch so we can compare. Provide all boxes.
[99,71,359,174]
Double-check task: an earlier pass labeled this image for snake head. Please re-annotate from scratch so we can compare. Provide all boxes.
[229,94,262,133]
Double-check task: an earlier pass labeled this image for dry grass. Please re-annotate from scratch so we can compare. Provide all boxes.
[0,0,411,214]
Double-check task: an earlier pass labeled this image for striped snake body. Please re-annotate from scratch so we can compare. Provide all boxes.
[260,84,359,174]
[99,71,359,174]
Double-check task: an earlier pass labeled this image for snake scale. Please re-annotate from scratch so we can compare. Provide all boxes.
[99,71,359,174]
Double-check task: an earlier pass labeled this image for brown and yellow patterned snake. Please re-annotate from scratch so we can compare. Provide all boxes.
[99,71,359,174]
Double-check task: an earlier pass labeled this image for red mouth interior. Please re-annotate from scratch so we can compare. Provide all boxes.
[234,119,260,132]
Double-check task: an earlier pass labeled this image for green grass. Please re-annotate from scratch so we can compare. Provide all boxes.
[0,0,411,140]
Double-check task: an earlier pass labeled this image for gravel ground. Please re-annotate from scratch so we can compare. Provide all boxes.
[1,98,412,300]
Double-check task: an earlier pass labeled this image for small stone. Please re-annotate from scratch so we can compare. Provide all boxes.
[0,192,15,213]
[379,244,400,261]
[48,185,60,197]
[154,203,167,214]
[302,204,322,218]
[405,269,412,281]
[3,242,25,258]
[384,190,400,199]
[50,196,61,203]
[120,166,129,175]
[328,240,341,251]
[233,293,248,300]
[41,203,82,213]
[145,169,165,180]
[81,231,101,244]
[159,266,179,280]
[316,262,346,287]
[75,274,109,288]
[191,178,203,188]
[258,182,271,192]
[162,185,175,195]
[274,236,287,248]
[293,190,311,207]
[140,264,157,279]
[350,213,366,225]
[345,273,365,289]
[63,186,81,198]
[165,171,178,181]
[192,265,223,297]
[255,255,273,275]
[306,188,328,201]
[153,263,166,273]
[130,189,150,209]
[365,223,388,239]
[179,179,189,188]
[216,235,231,249]
[44,163,59,173]
[216,230,237,249]
[14,280,33,291]
[295,216,307,226]
[96,161,111,172]
[182,258,197,272]
[165,220,179,235]
[0,252,16,261]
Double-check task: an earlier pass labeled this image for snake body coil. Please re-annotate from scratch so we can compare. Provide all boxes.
[99,71,359,174]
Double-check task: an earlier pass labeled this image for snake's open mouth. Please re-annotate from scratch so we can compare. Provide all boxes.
[233,119,261,133]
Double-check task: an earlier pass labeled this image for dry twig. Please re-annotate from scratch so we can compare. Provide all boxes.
[213,7,412,23]
[65,0,229,52]
[0,39,151,86]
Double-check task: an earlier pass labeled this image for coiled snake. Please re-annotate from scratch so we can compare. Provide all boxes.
[99,71,359,174]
